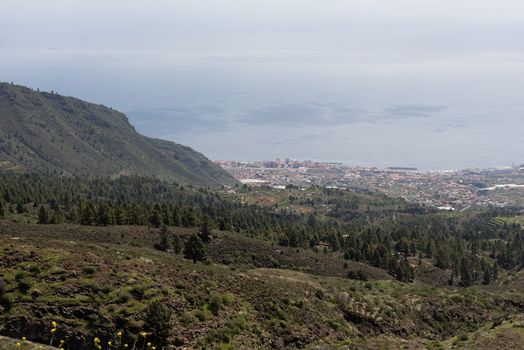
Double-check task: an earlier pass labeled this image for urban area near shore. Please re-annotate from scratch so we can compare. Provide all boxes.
[215,159,524,210]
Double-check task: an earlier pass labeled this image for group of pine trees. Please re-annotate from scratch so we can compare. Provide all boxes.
[0,173,523,285]
[153,224,206,263]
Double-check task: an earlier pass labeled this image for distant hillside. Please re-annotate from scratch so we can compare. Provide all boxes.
[0,83,236,186]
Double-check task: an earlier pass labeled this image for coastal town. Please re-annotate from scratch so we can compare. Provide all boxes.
[215,159,524,210]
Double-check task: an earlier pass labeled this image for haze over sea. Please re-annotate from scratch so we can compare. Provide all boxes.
[2,1,524,170]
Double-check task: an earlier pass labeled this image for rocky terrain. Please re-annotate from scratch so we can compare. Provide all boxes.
[0,222,523,349]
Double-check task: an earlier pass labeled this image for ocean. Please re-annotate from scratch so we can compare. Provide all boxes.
[2,50,524,170]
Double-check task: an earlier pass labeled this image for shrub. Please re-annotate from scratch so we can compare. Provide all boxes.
[0,278,5,295]
[15,271,28,280]
[83,266,97,275]
[144,300,172,348]
[269,317,287,329]
[130,284,147,300]
[28,265,41,275]
[230,314,247,331]
[315,289,325,299]
[130,240,142,247]
[17,278,32,294]
[100,285,112,294]
[0,294,13,310]
[222,293,234,305]
[207,315,247,345]
[209,295,223,315]
[116,290,130,303]
[457,333,469,341]
[30,288,42,299]
[180,312,196,325]
[194,309,209,322]
[347,269,368,281]
[384,308,395,318]
[327,319,340,330]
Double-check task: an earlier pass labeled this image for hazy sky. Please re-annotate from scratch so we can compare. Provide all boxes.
[2,1,524,169]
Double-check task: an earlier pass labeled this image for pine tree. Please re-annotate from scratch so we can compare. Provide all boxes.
[67,206,80,224]
[184,233,205,263]
[172,207,181,226]
[114,206,126,225]
[149,209,162,228]
[482,266,491,285]
[460,258,473,287]
[172,234,183,254]
[481,258,492,285]
[38,205,49,224]
[96,202,112,226]
[50,208,63,224]
[199,218,211,243]
[144,300,172,349]
[154,225,169,252]
[81,203,96,225]
[16,203,25,214]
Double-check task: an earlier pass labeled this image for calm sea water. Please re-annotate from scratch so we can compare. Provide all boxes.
[2,50,524,170]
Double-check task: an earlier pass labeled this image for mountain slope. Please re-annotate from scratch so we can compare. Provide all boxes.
[0,83,236,186]
[1,224,522,349]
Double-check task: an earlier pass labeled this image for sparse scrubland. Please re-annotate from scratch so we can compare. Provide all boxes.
[0,174,523,349]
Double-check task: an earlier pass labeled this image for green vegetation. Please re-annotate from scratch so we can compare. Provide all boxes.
[1,173,522,285]
[0,164,522,348]
[183,233,206,263]
[144,300,172,348]
[0,82,236,186]
[0,216,523,348]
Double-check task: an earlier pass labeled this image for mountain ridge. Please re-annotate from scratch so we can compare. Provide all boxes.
[0,82,236,186]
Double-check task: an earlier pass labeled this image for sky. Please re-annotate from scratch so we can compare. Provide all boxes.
[1,0,524,169]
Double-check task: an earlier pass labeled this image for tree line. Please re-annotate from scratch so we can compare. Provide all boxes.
[1,173,523,285]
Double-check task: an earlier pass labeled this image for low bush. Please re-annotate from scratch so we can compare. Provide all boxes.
[209,295,223,315]
[194,308,209,322]
[83,266,97,275]
[222,292,234,305]
[17,277,32,294]
[347,269,368,281]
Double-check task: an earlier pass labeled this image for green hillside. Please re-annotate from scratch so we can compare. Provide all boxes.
[0,83,236,186]
[0,175,523,349]
[0,223,523,350]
